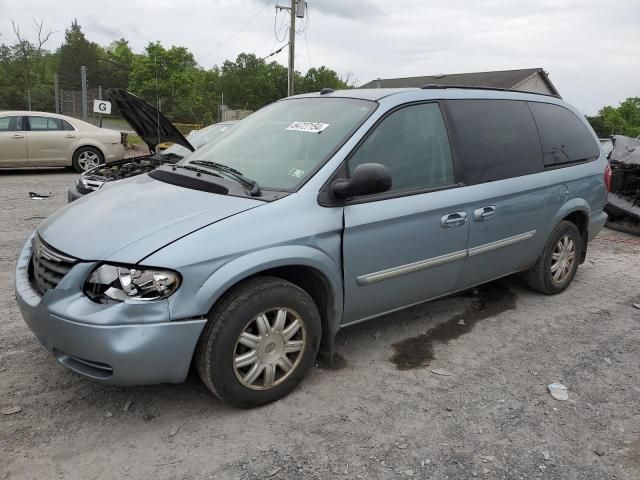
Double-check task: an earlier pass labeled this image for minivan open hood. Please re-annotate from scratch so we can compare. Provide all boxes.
[107,88,195,154]
[39,174,263,264]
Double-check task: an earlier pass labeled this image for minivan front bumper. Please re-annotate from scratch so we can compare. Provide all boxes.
[15,232,206,385]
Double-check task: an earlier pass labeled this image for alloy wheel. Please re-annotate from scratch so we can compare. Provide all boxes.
[550,234,576,284]
[233,308,306,390]
[77,151,100,171]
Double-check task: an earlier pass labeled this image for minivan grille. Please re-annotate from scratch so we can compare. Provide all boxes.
[30,236,77,295]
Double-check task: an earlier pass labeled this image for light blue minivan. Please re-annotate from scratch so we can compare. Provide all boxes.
[15,87,607,407]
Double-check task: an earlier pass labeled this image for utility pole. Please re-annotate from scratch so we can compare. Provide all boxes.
[288,0,296,97]
[277,1,306,97]
[53,73,59,113]
[81,65,88,120]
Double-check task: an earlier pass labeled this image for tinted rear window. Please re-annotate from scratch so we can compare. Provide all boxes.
[447,100,543,184]
[529,102,600,166]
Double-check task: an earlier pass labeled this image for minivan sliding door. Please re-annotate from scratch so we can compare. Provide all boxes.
[443,99,548,288]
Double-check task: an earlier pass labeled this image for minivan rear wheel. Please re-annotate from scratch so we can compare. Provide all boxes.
[196,276,321,408]
[525,220,582,294]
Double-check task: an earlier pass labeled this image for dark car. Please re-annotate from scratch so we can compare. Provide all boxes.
[68,89,236,201]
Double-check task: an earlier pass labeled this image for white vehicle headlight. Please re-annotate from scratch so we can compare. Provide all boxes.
[85,264,180,303]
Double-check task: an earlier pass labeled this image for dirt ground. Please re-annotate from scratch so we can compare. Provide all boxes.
[1,169,639,480]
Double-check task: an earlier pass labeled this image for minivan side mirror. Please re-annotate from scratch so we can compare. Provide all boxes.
[331,163,392,199]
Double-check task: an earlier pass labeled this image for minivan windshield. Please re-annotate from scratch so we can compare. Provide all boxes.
[180,98,377,190]
[161,123,235,159]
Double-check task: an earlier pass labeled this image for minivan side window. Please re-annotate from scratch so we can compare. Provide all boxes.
[528,102,600,167]
[0,116,24,131]
[446,99,543,185]
[29,116,65,131]
[348,103,454,193]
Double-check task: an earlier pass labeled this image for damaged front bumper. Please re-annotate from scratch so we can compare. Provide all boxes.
[14,231,206,385]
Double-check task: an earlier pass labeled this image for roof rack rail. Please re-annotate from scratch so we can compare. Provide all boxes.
[420,84,561,98]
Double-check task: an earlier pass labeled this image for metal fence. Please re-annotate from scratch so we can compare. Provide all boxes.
[59,87,104,124]
[55,85,254,129]
[221,109,253,122]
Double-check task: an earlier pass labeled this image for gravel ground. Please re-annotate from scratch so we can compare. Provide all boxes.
[1,170,639,480]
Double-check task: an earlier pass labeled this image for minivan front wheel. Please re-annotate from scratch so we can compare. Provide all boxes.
[196,277,321,408]
[525,220,582,294]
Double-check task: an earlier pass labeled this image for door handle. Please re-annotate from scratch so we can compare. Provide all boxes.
[65,134,77,138]
[473,206,496,222]
[11,134,25,139]
[440,211,468,228]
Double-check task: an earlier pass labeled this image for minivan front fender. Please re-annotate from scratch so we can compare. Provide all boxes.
[192,245,344,318]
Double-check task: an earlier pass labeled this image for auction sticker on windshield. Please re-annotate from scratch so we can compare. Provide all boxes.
[287,121,330,133]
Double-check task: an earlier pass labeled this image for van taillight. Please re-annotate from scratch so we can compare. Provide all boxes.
[604,164,612,192]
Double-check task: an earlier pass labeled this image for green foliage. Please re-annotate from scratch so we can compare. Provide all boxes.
[0,20,352,123]
[128,42,202,122]
[57,20,103,86]
[219,53,288,111]
[298,66,348,93]
[100,39,134,89]
[588,97,640,138]
[0,30,57,110]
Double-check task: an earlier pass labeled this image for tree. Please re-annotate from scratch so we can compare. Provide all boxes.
[298,66,348,93]
[0,22,356,124]
[57,20,102,88]
[585,115,606,138]
[10,19,55,110]
[589,98,640,138]
[219,53,288,111]
[100,39,134,89]
[128,42,202,122]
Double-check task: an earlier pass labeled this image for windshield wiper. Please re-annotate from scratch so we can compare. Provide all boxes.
[189,160,261,196]
[173,164,223,178]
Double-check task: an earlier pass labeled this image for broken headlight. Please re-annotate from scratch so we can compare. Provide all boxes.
[85,264,180,303]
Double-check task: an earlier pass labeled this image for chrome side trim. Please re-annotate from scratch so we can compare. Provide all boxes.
[356,249,468,286]
[355,230,537,286]
[467,230,536,257]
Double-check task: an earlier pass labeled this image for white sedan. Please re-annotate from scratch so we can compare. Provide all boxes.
[0,111,125,172]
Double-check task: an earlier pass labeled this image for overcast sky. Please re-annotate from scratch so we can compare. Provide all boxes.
[1,0,638,114]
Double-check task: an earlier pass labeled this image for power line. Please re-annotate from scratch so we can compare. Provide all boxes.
[274,7,288,42]
[251,28,279,57]
[197,1,271,63]
[262,42,289,60]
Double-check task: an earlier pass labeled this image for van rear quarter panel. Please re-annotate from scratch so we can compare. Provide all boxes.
[542,157,607,241]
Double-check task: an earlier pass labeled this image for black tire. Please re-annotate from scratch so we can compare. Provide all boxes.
[72,146,104,172]
[525,220,582,295]
[196,276,321,408]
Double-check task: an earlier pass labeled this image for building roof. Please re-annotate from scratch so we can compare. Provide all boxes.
[359,68,559,96]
